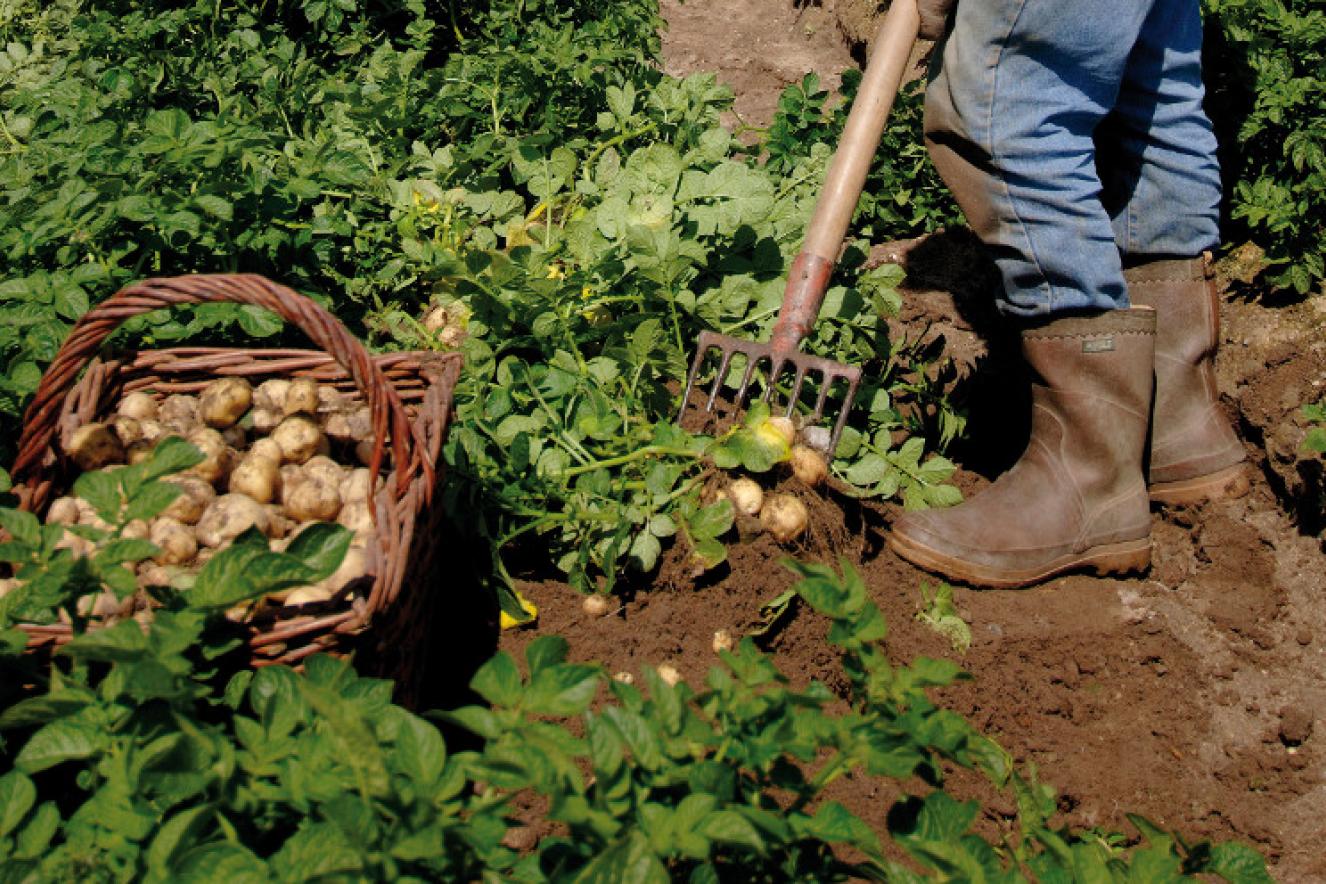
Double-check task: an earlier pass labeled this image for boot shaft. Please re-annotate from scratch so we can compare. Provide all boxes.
[1021,308,1157,501]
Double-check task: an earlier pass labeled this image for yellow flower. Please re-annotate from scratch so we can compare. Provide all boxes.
[546,263,566,280]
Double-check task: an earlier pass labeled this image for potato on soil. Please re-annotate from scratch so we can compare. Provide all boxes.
[582,594,612,617]
[254,379,290,413]
[712,629,735,654]
[150,517,197,565]
[284,479,341,522]
[163,476,215,524]
[612,671,634,684]
[199,377,253,429]
[117,391,159,422]
[656,663,682,686]
[230,455,280,504]
[283,378,320,416]
[727,478,764,516]
[186,428,232,485]
[272,414,326,464]
[159,394,201,432]
[759,493,808,543]
[196,493,271,548]
[789,444,828,488]
[66,423,125,471]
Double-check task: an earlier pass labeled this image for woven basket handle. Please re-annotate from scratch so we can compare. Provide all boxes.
[11,274,430,497]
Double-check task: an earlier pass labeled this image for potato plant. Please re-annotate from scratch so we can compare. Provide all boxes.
[0,480,1272,881]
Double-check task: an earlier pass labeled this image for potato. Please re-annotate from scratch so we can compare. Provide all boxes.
[73,498,111,532]
[284,479,341,522]
[303,455,344,488]
[354,438,377,467]
[656,663,682,686]
[339,468,372,503]
[326,405,373,443]
[282,584,334,607]
[185,428,232,485]
[272,415,326,464]
[759,494,808,543]
[200,377,253,429]
[283,378,320,416]
[789,445,828,488]
[230,455,280,504]
[727,478,764,516]
[138,563,173,588]
[336,499,373,534]
[66,423,125,471]
[317,386,348,413]
[582,594,612,617]
[55,528,94,558]
[323,545,368,592]
[251,408,283,434]
[254,379,290,413]
[46,497,80,525]
[138,419,165,444]
[122,519,150,541]
[249,437,283,464]
[264,505,294,539]
[196,493,270,548]
[109,415,144,447]
[150,516,197,565]
[162,477,215,525]
[117,391,159,421]
[712,629,735,654]
[159,394,201,433]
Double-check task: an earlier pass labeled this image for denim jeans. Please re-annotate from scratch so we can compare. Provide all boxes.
[924,0,1221,317]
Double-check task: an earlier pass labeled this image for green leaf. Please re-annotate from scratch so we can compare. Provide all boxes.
[283,523,353,582]
[1206,842,1274,883]
[0,771,36,838]
[61,620,149,661]
[147,806,213,876]
[525,663,601,716]
[15,719,105,773]
[72,469,121,524]
[470,651,523,708]
[571,830,669,884]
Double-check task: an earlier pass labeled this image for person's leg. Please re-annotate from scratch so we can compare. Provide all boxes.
[892,0,1161,586]
[924,0,1155,317]
[1099,0,1247,502]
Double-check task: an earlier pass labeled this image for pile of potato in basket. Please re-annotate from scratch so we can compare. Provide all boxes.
[43,376,379,621]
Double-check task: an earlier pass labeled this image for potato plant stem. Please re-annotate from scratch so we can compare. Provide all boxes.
[559,445,702,479]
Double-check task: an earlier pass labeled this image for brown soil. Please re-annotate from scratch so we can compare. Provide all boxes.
[497,5,1326,880]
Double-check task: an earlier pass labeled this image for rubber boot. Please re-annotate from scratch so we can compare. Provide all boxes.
[1123,257,1248,504]
[888,308,1156,588]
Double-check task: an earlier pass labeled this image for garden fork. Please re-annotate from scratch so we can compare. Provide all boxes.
[679,0,921,453]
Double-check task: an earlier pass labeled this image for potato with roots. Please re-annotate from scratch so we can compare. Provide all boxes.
[760,493,809,543]
[283,378,320,416]
[65,423,125,471]
[117,391,159,422]
[163,477,215,525]
[272,415,326,464]
[200,377,253,429]
[196,493,271,548]
[726,478,764,516]
[185,428,232,485]
[789,445,828,488]
[150,516,197,565]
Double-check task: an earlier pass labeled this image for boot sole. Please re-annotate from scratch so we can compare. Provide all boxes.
[1148,463,1249,506]
[887,533,1151,590]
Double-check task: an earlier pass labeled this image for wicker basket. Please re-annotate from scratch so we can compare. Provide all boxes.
[7,274,462,692]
